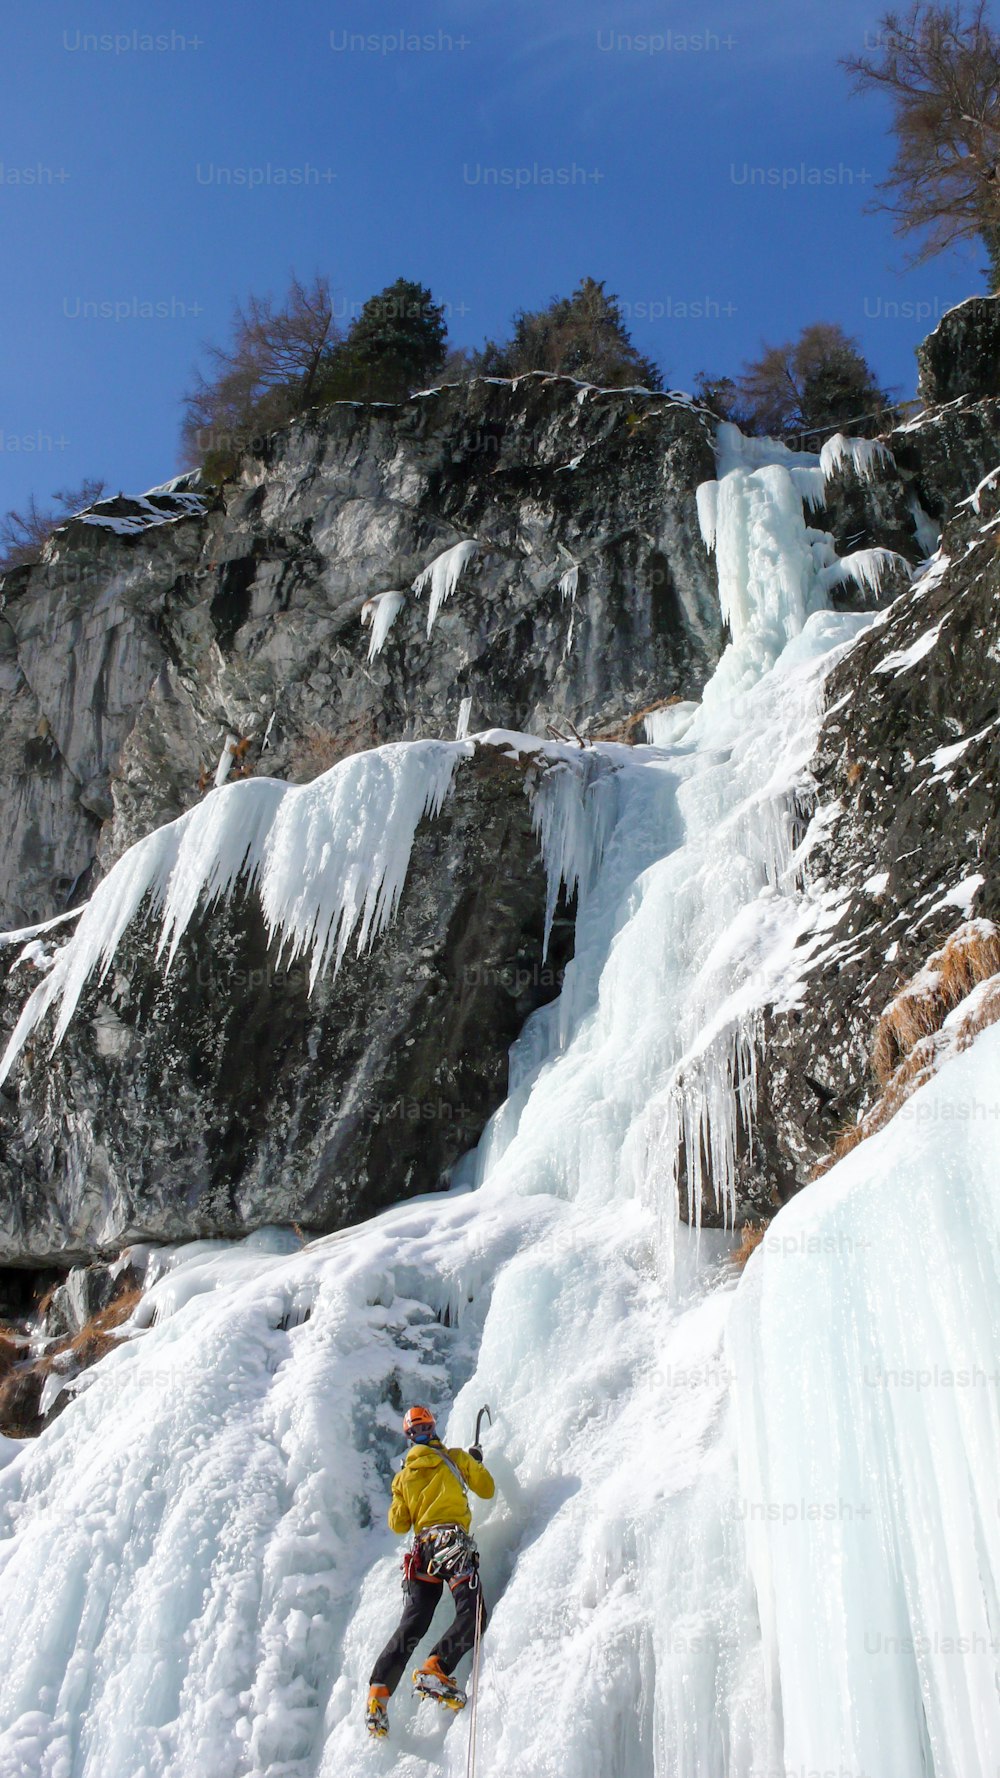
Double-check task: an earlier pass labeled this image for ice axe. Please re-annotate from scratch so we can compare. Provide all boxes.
[471,1404,492,1457]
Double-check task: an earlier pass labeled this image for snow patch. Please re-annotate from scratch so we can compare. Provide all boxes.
[874,622,943,676]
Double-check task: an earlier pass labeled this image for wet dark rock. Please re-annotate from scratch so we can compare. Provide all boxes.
[0,743,579,1262]
[42,1259,140,1340]
[917,295,1000,405]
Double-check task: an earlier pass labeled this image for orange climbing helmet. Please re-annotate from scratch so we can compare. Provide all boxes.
[403,1404,437,1442]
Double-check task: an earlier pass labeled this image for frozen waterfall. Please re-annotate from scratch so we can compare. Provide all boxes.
[0,427,996,1778]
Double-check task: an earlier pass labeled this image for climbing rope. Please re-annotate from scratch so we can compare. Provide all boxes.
[465,1583,485,1778]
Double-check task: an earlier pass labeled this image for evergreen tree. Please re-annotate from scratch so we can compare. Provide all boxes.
[691,371,755,428]
[474,278,663,389]
[330,279,448,401]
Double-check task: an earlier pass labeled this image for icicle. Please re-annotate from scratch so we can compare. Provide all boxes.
[360,589,406,661]
[819,432,893,484]
[648,1015,761,1229]
[558,564,579,602]
[816,547,911,599]
[412,540,478,637]
[455,696,473,740]
[909,495,941,556]
[696,480,718,552]
[0,741,469,1083]
[789,465,828,511]
[527,750,620,955]
[214,734,239,788]
[643,702,698,747]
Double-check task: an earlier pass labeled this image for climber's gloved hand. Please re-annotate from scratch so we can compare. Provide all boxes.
[468,1444,483,1463]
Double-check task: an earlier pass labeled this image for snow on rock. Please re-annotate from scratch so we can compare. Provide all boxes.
[69,489,206,537]
[0,910,83,952]
[0,741,470,1085]
[359,589,406,660]
[961,464,1000,514]
[926,874,986,920]
[925,724,994,781]
[412,540,479,636]
[874,621,944,676]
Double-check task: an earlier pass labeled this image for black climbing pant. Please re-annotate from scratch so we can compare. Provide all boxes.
[370,1573,488,1695]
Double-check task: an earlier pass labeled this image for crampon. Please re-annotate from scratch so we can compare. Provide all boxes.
[412,1657,466,1712]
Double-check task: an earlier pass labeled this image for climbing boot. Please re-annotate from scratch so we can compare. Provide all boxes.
[412,1654,467,1711]
[366,1684,390,1737]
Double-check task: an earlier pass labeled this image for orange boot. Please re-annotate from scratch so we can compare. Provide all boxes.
[366,1684,390,1737]
[412,1654,466,1710]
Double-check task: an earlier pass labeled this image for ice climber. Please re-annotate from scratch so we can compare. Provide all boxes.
[366,1403,495,1738]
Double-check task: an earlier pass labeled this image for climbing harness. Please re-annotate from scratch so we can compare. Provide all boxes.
[404,1523,479,1586]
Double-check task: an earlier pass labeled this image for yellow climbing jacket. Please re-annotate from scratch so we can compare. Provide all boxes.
[388,1442,495,1535]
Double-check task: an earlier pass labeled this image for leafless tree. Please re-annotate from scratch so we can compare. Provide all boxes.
[844,3,1000,282]
[0,478,107,574]
[181,274,339,470]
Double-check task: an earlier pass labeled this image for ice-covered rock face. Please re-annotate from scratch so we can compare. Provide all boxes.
[0,377,724,932]
[2,368,994,942]
[0,741,592,1264]
[744,463,1000,1208]
[2,411,1000,1778]
[3,360,1000,1269]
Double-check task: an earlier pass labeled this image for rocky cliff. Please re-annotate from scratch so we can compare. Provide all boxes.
[0,378,722,928]
[3,317,1000,1285]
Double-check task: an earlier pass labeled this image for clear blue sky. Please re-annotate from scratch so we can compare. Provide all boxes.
[1,0,986,514]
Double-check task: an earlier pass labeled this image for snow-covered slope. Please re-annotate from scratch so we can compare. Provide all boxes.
[0,427,997,1778]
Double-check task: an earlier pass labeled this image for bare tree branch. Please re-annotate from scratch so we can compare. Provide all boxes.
[181,275,339,470]
[0,479,107,574]
[843,3,1000,279]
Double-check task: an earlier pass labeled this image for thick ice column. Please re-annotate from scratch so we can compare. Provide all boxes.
[729,1026,1000,1778]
